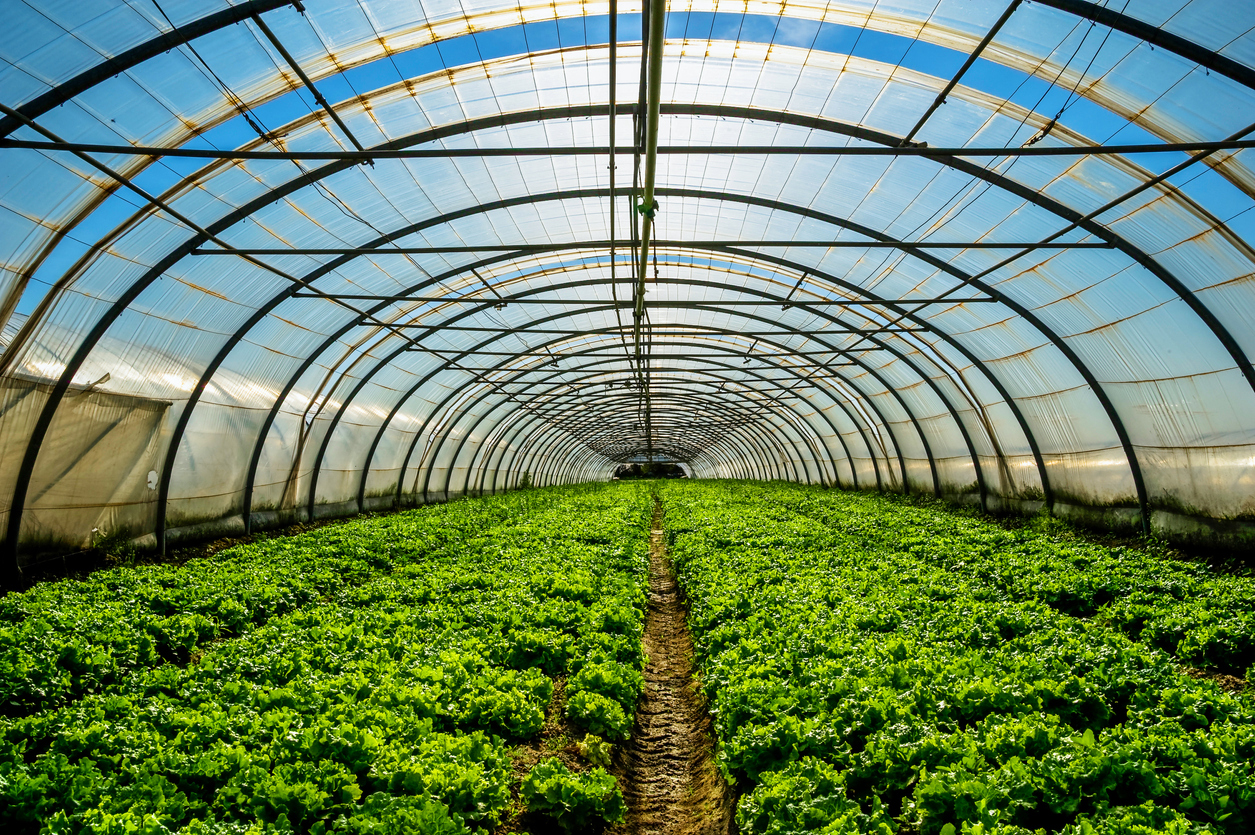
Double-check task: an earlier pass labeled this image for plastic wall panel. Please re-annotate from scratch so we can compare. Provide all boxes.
[164,399,268,526]
[15,381,168,555]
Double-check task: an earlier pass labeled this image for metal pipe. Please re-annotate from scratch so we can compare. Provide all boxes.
[191,240,1112,254]
[632,0,667,459]
[10,138,1255,160]
[899,0,1022,147]
[251,13,369,155]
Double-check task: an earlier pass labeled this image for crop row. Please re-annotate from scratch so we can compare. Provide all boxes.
[0,494,544,716]
[660,481,1255,835]
[0,484,652,833]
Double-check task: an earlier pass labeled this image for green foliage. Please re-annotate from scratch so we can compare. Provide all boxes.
[569,660,644,707]
[520,758,626,830]
[566,689,632,741]
[659,481,1255,835]
[577,733,613,769]
[0,484,652,833]
[737,757,895,835]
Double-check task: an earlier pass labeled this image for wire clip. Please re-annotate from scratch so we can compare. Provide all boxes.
[636,199,660,218]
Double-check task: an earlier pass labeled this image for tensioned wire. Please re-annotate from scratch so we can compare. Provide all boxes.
[860,0,1152,337]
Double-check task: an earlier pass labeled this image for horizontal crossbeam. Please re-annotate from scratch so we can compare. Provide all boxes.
[7,138,1253,159]
[417,326,927,335]
[193,239,1111,254]
[295,294,999,305]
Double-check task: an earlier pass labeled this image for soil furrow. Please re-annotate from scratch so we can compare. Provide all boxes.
[612,499,735,835]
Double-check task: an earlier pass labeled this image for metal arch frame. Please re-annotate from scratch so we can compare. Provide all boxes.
[1,173,1001,565]
[401,322,881,499]
[337,293,942,517]
[420,355,851,497]
[426,383,818,495]
[478,383,800,492]
[413,331,948,502]
[471,374,860,493]
[465,366,865,495]
[2,107,1160,553]
[192,181,1064,543]
[332,289,949,522]
[530,412,770,488]
[416,344,853,494]
[311,248,1034,526]
[420,384,807,495]
[471,386,772,492]
[358,302,906,510]
[483,389,799,491]
[3,6,1247,412]
[188,224,992,550]
[505,407,773,490]
[185,178,1124,542]
[369,322,854,507]
[489,381,790,487]
[492,411,761,491]
[18,90,1238,562]
[150,149,1146,527]
[464,382,840,492]
[3,0,1246,576]
[511,416,755,487]
[5,0,1252,142]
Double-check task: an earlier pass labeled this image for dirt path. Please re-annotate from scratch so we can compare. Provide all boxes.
[612,499,736,835]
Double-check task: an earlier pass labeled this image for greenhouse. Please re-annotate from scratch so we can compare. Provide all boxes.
[1,0,1254,832]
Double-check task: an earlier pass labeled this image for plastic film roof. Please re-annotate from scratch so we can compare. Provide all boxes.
[2,0,1255,564]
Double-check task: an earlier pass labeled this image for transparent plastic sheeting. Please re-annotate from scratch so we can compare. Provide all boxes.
[1,0,1254,558]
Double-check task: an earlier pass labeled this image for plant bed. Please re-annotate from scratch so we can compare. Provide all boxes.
[659,481,1255,835]
[0,484,651,833]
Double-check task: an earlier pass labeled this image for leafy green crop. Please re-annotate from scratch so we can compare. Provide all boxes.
[0,484,651,833]
[660,481,1255,835]
[520,758,626,830]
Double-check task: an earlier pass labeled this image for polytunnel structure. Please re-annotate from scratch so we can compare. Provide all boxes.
[2,0,1255,582]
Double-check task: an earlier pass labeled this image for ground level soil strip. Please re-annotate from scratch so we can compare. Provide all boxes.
[612,499,735,835]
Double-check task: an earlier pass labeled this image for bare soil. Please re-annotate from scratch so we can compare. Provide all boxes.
[499,676,591,834]
[1180,664,1250,695]
[610,499,736,835]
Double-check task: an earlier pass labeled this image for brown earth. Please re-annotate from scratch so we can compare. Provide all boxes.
[1180,664,1250,694]
[610,499,736,835]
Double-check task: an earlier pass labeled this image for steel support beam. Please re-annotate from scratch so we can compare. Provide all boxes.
[0,0,300,139]
[191,240,1112,253]
[10,138,1255,160]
